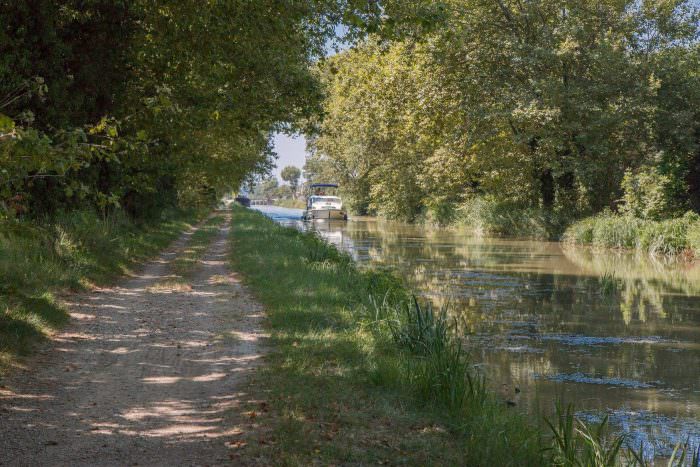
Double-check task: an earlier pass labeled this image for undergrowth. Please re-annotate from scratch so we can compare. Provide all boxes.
[564,211,700,257]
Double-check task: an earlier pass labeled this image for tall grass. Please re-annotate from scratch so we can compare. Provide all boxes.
[546,404,626,466]
[0,208,202,368]
[369,295,484,410]
[456,196,574,240]
[564,211,700,257]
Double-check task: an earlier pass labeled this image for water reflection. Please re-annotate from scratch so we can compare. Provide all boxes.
[253,206,700,457]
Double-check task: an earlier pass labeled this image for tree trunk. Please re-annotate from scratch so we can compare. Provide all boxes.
[540,169,555,209]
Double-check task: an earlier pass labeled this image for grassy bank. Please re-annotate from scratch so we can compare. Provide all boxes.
[564,211,700,258]
[0,208,205,370]
[229,206,674,466]
[274,198,306,209]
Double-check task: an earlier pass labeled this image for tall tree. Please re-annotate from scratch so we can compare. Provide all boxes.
[281,166,302,197]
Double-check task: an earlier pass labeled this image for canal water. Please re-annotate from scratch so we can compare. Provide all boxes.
[253,205,700,457]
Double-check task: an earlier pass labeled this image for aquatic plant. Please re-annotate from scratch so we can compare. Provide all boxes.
[374,296,486,410]
[599,271,619,296]
[628,440,700,467]
[545,404,625,466]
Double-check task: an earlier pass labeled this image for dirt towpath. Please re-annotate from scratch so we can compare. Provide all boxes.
[0,212,266,466]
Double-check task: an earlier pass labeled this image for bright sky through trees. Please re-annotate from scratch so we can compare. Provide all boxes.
[271,133,308,183]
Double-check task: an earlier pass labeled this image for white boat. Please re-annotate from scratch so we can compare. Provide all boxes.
[302,184,348,221]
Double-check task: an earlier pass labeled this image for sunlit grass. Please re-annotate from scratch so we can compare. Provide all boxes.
[229,206,541,465]
[229,206,700,466]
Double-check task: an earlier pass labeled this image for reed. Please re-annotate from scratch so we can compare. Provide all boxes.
[600,271,619,296]
[564,211,700,258]
[545,404,625,466]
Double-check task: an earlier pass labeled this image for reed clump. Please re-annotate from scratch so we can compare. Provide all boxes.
[563,211,700,258]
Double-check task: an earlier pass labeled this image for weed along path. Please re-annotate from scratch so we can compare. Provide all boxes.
[0,211,266,466]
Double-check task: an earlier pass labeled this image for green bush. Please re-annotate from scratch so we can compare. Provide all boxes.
[564,211,700,257]
[621,167,688,220]
[456,196,573,240]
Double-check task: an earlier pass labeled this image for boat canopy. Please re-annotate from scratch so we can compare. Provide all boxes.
[310,183,338,188]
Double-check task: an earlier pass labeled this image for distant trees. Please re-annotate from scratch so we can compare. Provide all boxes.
[281,166,302,198]
[309,0,700,225]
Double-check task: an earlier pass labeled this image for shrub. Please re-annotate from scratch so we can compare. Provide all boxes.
[564,211,700,257]
[620,166,688,220]
[457,196,573,240]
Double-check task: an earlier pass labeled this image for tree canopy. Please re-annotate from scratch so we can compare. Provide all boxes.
[281,166,302,196]
[0,0,387,218]
[307,0,700,224]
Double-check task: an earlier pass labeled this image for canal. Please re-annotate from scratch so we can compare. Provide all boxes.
[253,205,700,457]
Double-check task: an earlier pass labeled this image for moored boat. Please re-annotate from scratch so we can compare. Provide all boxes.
[302,184,348,221]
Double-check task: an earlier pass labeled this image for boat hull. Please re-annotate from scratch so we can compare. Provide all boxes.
[304,209,347,220]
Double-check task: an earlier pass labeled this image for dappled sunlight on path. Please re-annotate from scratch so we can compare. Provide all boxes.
[0,213,266,466]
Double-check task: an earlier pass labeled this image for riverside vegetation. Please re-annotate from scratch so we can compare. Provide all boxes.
[229,206,698,466]
[3,1,700,464]
[304,1,700,255]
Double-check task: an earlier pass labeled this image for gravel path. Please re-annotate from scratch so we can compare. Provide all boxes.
[0,212,266,466]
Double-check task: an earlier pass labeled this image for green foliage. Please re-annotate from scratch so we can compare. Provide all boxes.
[545,404,625,467]
[280,166,302,195]
[309,1,700,228]
[456,196,573,239]
[564,211,700,257]
[621,166,688,220]
[0,0,385,218]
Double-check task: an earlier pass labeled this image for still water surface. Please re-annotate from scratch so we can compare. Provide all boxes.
[254,205,700,456]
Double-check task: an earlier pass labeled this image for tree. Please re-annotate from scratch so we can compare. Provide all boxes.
[309,0,700,224]
[281,166,302,198]
[0,0,390,218]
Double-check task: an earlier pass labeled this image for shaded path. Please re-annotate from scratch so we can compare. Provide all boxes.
[0,212,266,466]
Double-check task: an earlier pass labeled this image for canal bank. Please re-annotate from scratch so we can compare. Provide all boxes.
[230,206,700,465]
[248,205,700,462]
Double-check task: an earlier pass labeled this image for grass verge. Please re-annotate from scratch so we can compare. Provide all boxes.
[274,198,306,209]
[563,211,700,258]
[0,208,205,371]
[170,214,226,278]
[229,206,699,466]
[229,206,543,465]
